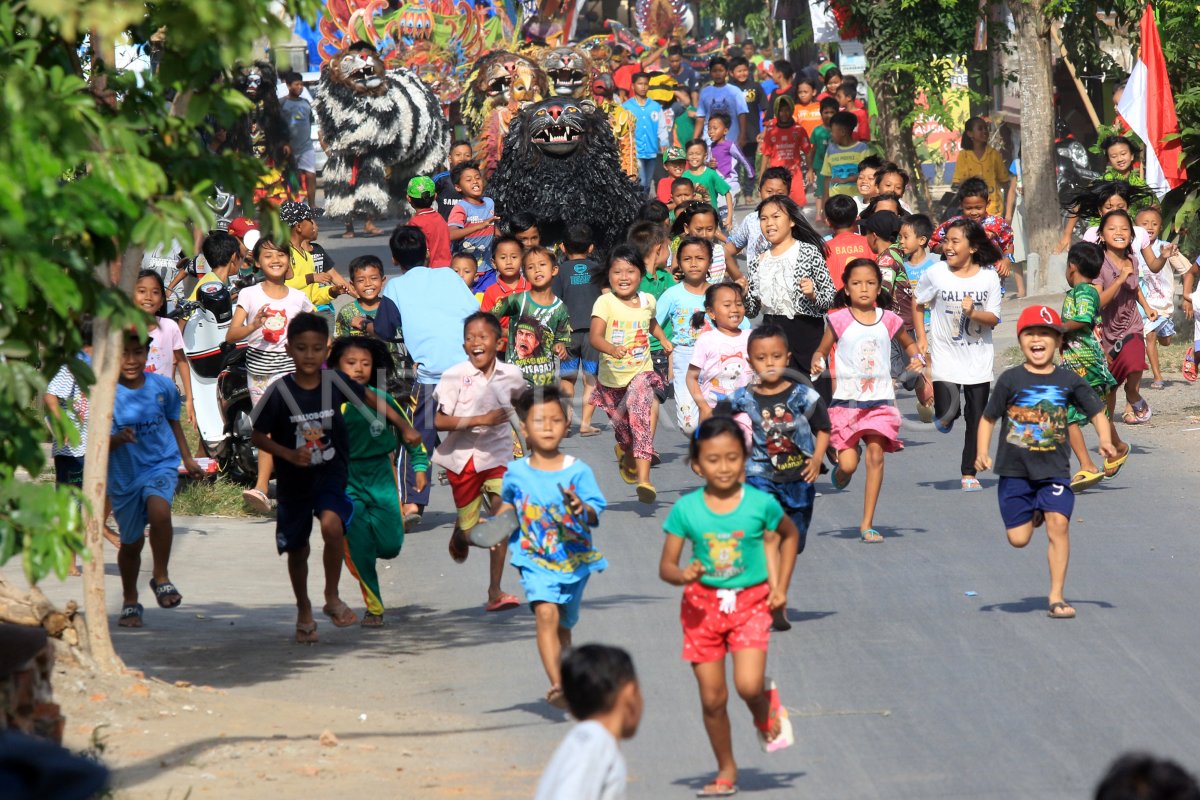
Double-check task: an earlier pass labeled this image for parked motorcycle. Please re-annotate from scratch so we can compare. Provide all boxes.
[171,274,261,486]
[1054,120,1102,207]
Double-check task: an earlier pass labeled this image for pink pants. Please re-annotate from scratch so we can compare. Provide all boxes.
[590,371,663,461]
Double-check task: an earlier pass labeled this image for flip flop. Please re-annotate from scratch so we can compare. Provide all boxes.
[961,477,983,492]
[149,578,182,609]
[1149,380,1165,389]
[1103,448,1130,479]
[1183,348,1197,382]
[295,621,318,643]
[1047,601,1076,619]
[118,603,143,628]
[860,528,883,543]
[360,613,384,628]
[614,445,637,484]
[831,467,851,491]
[468,506,518,548]
[485,593,521,612]
[755,678,794,754]
[1070,469,1104,493]
[696,778,738,797]
[636,482,657,504]
[770,607,792,632]
[322,601,358,628]
[579,427,602,437]
[242,488,272,514]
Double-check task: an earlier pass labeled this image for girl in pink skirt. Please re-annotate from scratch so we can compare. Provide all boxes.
[811,258,924,543]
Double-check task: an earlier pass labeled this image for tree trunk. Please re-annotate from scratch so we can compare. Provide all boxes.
[79,247,143,673]
[1011,0,1059,291]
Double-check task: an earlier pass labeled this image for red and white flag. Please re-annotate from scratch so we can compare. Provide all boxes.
[1116,4,1186,197]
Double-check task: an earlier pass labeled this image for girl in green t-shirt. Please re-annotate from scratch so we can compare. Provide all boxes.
[658,409,799,795]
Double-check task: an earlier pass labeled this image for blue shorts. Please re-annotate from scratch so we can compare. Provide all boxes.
[275,486,354,554]
[560,331,599,378]
[997,476,1074,529]
[519,568,590,629]
[110,470,177,545]
[746,476,813,554]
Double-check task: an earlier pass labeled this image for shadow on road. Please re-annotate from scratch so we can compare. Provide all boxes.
[977,596,1115,614]
[784,609,836,623]
[485,700,570,723]
[672,767,807,792]
[816,525,927,541]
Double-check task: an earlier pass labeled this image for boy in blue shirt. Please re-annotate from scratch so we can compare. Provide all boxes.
[623,72,669,196]
[111,331,204,628]
[498,386,607,708]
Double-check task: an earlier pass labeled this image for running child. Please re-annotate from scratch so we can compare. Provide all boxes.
[823,194,872,291]
[809,96,839,223]
[724,167,791,268]
[854,154,883,211]
[1135,206,1179,390]
[629,221,677,398]
[706,113,754,207]
[1057,136,1153,251]
[683,139,735,224]
[507,211,542,250]
[496,386,607,708]
[111,330,204,627]
[914,219,1002,491]
[490,246,572,388]
[552,224,603,435]
[758,95,809,207]
[251,313,424,641]
[686,283,753,423]
[332,335,429,627]
[659,147,688,206]
[659,412,797,797]
[589,245,674,504]
[434,311,527,611]
[1060,242,1124,491]
[452,253,481,299]
[228,236,314,513]
[671,201,734,284]
[481,235,530,316]
[976,305,1115,620]
[657,236,720,432]
[669,176,697,217]
[812,259,923,542]
[930,178,1015,283]
[730,324,830,629]
[448,162,498,286]
[534,645,642,800]
[133,269,194,426]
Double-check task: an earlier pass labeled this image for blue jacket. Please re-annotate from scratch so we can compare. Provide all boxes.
[623,97,667,159]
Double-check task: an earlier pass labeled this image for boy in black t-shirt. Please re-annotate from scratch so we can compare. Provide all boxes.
[976,305,1116,620]
[551,224,603,436]
[251,313,423,642]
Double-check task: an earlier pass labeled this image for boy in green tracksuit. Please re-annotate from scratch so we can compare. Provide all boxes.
[333,336,430,626]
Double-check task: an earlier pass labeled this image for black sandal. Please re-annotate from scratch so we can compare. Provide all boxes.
[149,578,182,608]
[119,603,144,627]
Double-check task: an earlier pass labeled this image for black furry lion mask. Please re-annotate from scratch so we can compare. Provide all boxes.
[490,98,643,254]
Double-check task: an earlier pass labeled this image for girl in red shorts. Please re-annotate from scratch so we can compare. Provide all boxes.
[658,408,799,797]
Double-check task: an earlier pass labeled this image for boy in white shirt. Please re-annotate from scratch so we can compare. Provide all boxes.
[535,644,642,800]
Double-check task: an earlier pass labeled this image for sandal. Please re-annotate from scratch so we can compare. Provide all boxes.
[697,777,739,797]
[636,482,657,504]
[614,445,637,484]
[770,607,792,632]
[322,600,358,628]
[961,477,983,492]
[579,426,602,437]
[1103,446,1130,479]
[360,613,384,628]
[118,603,144,628]
[1047,601,1076,619]
[149,578,182,609]
[546,685,568,709]
[485,593,521,613]
[1070,470,1104,493]
[1183,348,1197,382]
[468,505,518,548]
[860,528,883,543]
[1121,410,1141,425]
[754,678,794,753]
[242,488,273,514]
[1149,380,1165,390]
[448,529,470,563]
[295,620,319,643]
[831,467,851,491]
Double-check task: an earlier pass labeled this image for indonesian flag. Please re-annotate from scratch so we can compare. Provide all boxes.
[1116,4,1186,197]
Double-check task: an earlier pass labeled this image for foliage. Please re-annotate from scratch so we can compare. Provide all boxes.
[0,0,317,584]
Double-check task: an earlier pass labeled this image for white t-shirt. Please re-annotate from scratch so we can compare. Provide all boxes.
[147,317,184,378]
[914,262,1001,385]
[829,307,903,402]
[235,283,314,353]
[1139,239,1174,315]
[534,721,626,800]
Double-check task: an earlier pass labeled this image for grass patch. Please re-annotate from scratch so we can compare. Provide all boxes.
[174,476,258,517]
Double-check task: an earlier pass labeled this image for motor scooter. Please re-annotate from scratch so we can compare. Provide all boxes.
[171,275,260,485]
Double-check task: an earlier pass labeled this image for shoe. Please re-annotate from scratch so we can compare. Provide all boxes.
[934,419,954,434]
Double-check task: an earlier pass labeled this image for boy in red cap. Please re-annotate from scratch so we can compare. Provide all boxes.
[975,305,1117,620]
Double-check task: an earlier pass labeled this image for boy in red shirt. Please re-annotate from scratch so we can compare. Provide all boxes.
[836,77,871,143]
[823,194,872,290]
[407,176,451,268]
[759,95,810,207]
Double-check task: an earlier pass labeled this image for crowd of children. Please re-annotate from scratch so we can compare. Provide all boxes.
[60,56,1200,797]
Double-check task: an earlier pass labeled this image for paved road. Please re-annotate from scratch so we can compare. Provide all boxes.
[25,224,1200,797]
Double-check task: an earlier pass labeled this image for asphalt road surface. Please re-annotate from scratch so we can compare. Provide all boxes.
[29,222,1200,798]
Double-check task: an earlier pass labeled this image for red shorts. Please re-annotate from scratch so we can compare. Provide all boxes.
[680,581,771,664]
[446,458,506,530]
